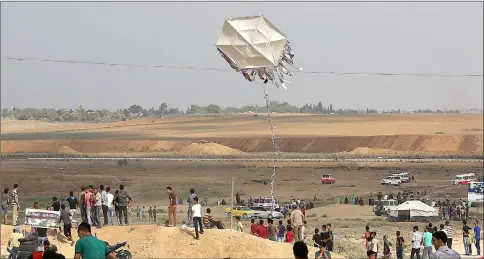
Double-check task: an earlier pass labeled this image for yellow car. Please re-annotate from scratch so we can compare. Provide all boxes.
[224,206,255,219]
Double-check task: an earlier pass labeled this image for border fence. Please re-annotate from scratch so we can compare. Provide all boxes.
[1,153,482,163]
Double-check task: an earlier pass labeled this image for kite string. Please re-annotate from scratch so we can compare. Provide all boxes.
[259,83,280,210]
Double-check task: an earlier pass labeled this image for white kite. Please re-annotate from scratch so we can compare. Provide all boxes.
[216,15,301,90]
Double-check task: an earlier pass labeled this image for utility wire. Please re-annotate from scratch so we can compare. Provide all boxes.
[3,56,483,77]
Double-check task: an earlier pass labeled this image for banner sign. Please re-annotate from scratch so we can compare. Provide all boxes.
[25,209,60,228]
[468,182,484,203]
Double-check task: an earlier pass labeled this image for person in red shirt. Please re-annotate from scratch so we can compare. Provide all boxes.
[302,206,306,216]
[250,218,258,236]
[257,219,269,239]
[286,225,294,243]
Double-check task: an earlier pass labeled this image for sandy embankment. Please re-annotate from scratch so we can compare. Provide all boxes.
[1,225,344,258]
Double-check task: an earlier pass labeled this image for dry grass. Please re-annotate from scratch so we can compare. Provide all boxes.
[2,113,482,136]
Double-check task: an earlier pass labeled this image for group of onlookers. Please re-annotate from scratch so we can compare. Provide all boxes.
[434,199,472,221]
[2,184,20,226]
[363,219,481,259]
[77,184,133,227]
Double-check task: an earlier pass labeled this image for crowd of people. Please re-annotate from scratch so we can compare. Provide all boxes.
[3,181,483,259]
[433,199,473,221]
[363,220,481,259]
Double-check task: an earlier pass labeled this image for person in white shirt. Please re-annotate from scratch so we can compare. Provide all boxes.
[371,231,379,257]
[411,226,423,259]
[100,185,108,226]
[429,231,461,259]
[93,188,102,228]
[191,197,203,240]
[106,187,115,226]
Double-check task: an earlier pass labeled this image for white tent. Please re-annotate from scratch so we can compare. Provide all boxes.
[388,200,439,222]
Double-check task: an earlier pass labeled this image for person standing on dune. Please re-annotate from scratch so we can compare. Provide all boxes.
[187,188,197,227]
[115,185,132,226]
[167,187,177,226]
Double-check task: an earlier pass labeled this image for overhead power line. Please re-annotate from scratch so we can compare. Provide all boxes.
[3,56,483,77]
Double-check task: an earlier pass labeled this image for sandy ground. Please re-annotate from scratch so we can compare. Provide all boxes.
[1,160,483,258]
[3,114,483,136]
[1,225,343,259]
[1,114,483,155]
[1,113,483,258]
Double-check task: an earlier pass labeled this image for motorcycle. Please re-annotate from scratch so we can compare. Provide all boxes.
[106,241,132,259]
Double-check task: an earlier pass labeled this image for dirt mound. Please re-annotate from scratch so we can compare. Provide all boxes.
[1,225,344,258]
[179,142,244,155]
[138,140,192,152]
[57,145,80,154]
[215,134,483,154]
[1,134,482,155]
[341,147,401,155]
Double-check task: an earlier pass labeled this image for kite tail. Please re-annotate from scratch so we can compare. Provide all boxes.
[261,85,280,211]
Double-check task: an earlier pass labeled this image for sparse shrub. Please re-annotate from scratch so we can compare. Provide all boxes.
[334,238,366,258]
[321,213,327,218]
[435,132,445,134]
[117,159,128,166]
[307,213,317,218]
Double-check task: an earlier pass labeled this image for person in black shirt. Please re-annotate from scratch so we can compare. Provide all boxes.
[51,196,61,239]
[52,197,61,211]
[428,223,435,234]
[313,228,323,247]
[463,220,472,256]
[327,224,334,252]
[65,191,78,223]
[320,225,330,246]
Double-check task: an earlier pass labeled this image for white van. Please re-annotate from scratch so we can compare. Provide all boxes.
[251,197,279,210]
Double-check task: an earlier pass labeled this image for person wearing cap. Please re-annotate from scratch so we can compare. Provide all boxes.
[429,231,460,259]
[367,250,377,259]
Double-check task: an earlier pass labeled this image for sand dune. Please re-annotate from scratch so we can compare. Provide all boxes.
[1,225,343,258]
[1,134,482,155]
[1,114,482,155]
[179,142,245,155]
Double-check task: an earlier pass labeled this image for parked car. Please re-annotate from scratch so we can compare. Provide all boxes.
[321,174,336,184]
[249,206,283,219]
[381,175,402,186]
[224,206,255,219]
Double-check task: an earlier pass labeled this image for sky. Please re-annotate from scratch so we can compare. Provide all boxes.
[1,2,483,111]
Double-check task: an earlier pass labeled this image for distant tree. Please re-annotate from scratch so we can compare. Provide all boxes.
[207,104,221,114]
[159,103,168,117]
[128,105,143,116]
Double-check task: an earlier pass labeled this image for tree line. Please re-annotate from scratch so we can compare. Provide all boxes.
[0,102,471,122]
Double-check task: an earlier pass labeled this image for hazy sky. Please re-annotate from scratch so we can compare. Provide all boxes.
[1,2,483,111]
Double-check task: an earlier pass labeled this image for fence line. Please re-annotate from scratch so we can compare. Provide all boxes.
[4,157,482,163]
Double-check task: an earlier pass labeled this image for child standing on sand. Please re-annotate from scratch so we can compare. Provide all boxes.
[286,226,294,244]
[235,216,243,232]
[141,206,146,221]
